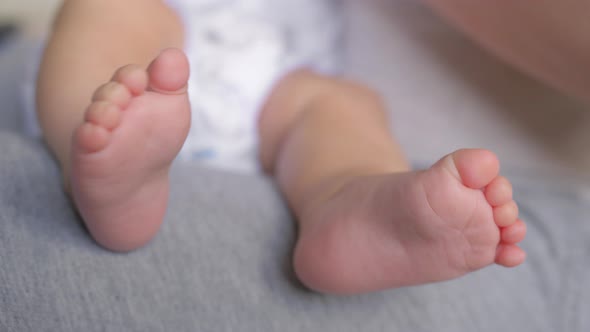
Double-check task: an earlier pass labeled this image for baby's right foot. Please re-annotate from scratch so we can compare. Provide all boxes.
[294,149,526,294]
[70,49,191,252]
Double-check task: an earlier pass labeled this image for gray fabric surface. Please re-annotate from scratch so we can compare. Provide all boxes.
[0,35,26,132]
[1,131,589,331]
[2,0,590,330]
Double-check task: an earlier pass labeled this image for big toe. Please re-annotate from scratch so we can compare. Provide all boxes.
[437,149,500,189]
[147,48,190,94]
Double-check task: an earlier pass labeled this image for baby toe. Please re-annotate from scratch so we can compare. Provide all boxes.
[485,176,513,207]
[111,64,148,96]
[495,244,526,267]
[92,81,132,108]
[501,219,527,244]
[441,149,500,189]
[493,200,519,227]
[84,101,121,130]
[147,48,190,94]
[73,122,111,153]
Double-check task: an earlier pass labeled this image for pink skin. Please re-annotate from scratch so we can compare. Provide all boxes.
[294,149,526,294]
[70,49,191,252]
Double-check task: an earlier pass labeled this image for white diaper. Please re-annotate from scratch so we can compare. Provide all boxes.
[168,0,343,172]
[22,0,343,173]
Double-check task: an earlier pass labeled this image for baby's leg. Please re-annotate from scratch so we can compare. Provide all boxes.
[259,71,527,294]
[37,1,187,251]
[423,0,590,105]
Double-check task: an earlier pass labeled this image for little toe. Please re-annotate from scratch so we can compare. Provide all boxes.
[485,176,513,207]
[493,201,519,227]
[440,149,500,189]
[147,48,190,94]
[92,81,132,108]
[111,64,148,96]
[84,101,121,130]
[73,122,110,153]
[495,244,526,267]
[501,219,527,244]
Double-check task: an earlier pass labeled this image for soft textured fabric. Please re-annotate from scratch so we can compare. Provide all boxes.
[0,134,590,332]
[0,35,32,133]
[1,132,589,331]
[2,0,590,330]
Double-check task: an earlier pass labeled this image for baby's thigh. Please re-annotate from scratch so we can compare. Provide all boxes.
[423,0,590,104]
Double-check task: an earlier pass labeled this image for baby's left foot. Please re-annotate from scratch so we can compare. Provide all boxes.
[70,49,191,252]
[294,149,526,294]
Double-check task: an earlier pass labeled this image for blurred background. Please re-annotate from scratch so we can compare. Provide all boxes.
[1,0,590,182]
[0,0,60,132]
[1,0,59,37]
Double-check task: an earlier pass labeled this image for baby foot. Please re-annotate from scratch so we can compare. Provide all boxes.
[70,49,191,252]
[294,149,526,294]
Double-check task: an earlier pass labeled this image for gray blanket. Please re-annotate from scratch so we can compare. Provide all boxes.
[1,0,589,330]
[2,132,590,331]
